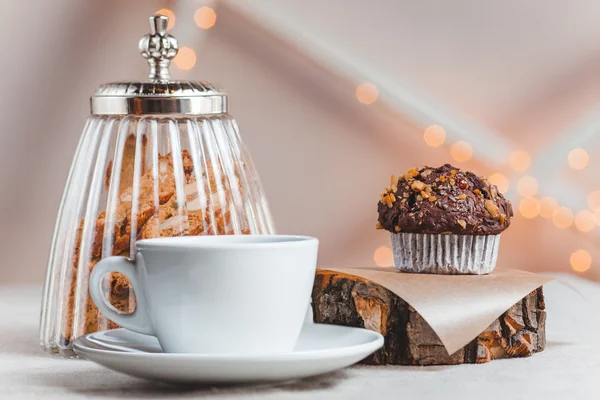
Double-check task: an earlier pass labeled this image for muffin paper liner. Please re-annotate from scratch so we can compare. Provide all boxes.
[391,233,500,275]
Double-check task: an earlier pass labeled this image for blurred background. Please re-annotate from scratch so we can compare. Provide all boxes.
[2,0,600,283]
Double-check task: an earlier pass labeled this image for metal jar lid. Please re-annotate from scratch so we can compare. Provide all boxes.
[90,15,227,116]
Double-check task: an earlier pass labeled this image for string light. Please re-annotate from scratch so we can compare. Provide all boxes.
[355,83,379,104]
[539,197,558,219]
[174,47,196,70]
[373,246,393,267]
[570,250,592,272]
[508,150,531,172]
[423,125,446,147]
[488,173,510,194]
[553,207,574,229]
[587,190,600,210]
[194,6,217,29]
[155,9,176,30]
[567,148,589,170]
[420,123,598,244]
[450,141,472,162]
[519,197,540,219]
[574,210,596,232]
[419,124,598,266]
[517,176,538,197]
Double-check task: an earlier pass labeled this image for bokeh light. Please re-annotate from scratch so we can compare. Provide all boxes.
[553,207,574,229]
[574,210,596,232]
[173,47,196,70]
[356,83,379,104]
[488,173,510,194]
[570,250,592,272]
[519,197,540,219]
[516,176,538,197]
[155,9,176,30]
[373,246,394,267]
[567,148,589,170]
[450,141,472,162]
[194,6,217,29]
[595,210,600,226]
[423,125,446,147]
[508,150,531,172]
[539,197,558,219]
[587,190,600,210]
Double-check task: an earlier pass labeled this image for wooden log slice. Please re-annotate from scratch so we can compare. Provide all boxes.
[312,270,546,365]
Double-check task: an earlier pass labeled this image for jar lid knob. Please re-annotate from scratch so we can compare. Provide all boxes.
[138,15,179,81]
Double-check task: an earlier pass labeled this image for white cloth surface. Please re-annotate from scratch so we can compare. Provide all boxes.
[0,273,599,400]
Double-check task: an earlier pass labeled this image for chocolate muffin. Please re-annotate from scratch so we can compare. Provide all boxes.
[377,164,513,274]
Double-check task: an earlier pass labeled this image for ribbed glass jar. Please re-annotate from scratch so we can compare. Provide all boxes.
[40,115,275,356]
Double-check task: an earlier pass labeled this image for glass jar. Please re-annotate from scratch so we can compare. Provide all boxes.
[40,15,275,356]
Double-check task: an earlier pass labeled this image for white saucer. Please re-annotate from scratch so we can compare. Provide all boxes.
[73,324,384,385]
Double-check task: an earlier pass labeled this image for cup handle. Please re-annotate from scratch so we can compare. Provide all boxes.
[89,256,153,335]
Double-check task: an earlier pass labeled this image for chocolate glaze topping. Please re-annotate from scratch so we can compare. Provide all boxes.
[377,164,513,235]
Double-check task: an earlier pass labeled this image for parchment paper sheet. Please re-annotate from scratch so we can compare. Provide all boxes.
[319,267,553,355]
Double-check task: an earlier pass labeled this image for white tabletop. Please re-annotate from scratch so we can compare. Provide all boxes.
[1,274,599,400]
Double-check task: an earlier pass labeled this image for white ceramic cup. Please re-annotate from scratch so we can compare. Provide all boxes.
[88,235,319,354]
